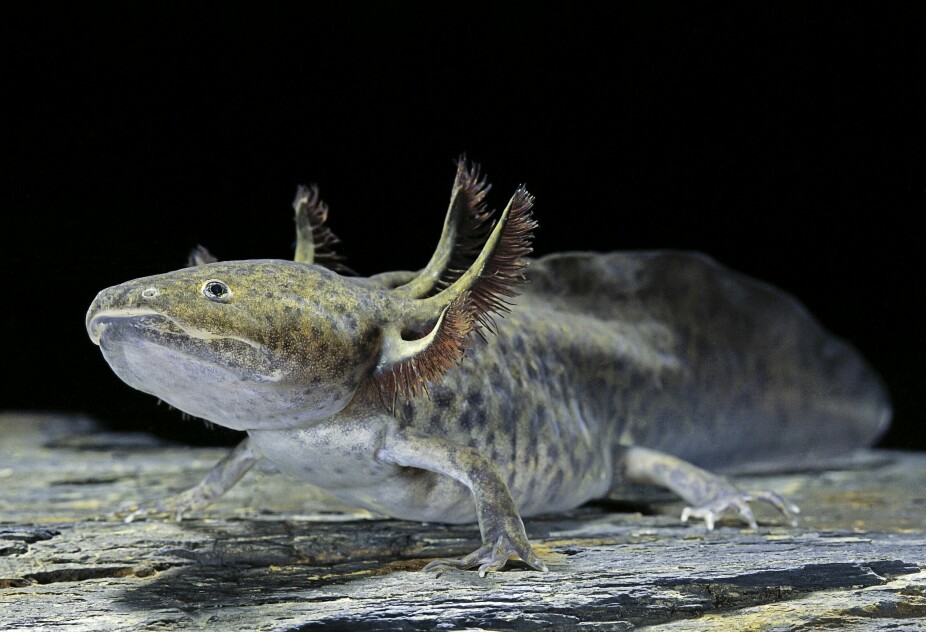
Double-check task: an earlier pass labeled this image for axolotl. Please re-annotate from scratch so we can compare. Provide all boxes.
[85,159,890,575]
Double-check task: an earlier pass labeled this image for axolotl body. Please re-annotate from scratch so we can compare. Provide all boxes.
[86,160,890,574]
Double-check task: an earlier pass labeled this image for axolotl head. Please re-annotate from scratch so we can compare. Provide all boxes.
[86,261,389,430]
[86,162,535,432]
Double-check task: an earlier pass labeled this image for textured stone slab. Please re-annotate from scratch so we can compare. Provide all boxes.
[1,413,924,630]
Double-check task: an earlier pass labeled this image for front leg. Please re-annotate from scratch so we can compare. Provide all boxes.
[619,446,799,530]
[377,431,548,576]
[119,438,259,522]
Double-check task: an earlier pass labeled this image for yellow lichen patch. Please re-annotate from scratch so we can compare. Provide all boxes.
[67,499,106,511]
[528,544,569,565]
[823,489,888,507]
[314,558,427,581]
[366,558,433,576]
[533,537,624,554]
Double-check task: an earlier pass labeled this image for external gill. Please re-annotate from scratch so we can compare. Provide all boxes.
[392,156,495,299]
[371,182,536,402]
[292,184,351,273]
[186,185,350,271]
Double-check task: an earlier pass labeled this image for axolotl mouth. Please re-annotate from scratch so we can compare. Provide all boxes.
[85,307,298,430]
[87,308,186,346]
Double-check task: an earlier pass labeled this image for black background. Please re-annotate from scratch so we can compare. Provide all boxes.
[4,5,924,449]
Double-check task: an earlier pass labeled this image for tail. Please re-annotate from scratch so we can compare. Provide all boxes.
[523,251,891,469]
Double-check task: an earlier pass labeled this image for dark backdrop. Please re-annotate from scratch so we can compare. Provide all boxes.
[4,5,924,448]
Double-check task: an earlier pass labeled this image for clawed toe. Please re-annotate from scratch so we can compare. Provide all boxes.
[682,488,800,530]
[421,534,547,576]
[744,489,800,526]
[422,557,469,577]
[118,503,173,523]
[112,494,200,524]
[109,503,153,523]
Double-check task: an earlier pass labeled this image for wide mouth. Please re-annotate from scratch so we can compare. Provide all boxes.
[89,307,281,384]
[88,310,265,357]
[87,308,179,345]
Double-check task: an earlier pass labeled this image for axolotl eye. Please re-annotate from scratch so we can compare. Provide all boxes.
[201,279,232,303]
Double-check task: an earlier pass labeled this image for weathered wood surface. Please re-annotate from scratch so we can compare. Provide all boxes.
[1,413,924,631]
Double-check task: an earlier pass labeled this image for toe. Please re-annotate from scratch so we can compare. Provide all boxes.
[747,489,801,526]
[734,499,758,529]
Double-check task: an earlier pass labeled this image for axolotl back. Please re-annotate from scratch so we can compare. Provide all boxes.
[86,159,890,575]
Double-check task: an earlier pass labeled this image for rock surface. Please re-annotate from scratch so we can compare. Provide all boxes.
[1,413,924,630]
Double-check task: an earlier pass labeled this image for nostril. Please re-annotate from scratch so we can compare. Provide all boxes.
[141,287,159,299]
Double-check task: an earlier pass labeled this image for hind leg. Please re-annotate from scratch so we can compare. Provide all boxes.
[615,446,799,529]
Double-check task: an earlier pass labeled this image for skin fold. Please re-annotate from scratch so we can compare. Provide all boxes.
[86,159,890,575]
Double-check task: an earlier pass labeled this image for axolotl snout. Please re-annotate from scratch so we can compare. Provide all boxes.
[86,160,890,575]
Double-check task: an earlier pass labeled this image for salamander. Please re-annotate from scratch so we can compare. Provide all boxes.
[85,159,890,575]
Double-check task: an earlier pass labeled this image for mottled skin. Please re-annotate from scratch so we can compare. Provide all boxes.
[86,161,890,575]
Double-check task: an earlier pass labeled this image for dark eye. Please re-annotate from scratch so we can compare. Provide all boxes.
[202,279,232,302]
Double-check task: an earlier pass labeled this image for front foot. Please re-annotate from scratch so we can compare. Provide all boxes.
[423,533,548,577]
[112,439,259,523]
[114,486,215,523]
[680,486,800,530]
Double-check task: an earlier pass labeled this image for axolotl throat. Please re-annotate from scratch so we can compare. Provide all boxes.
[86,159,890,575]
